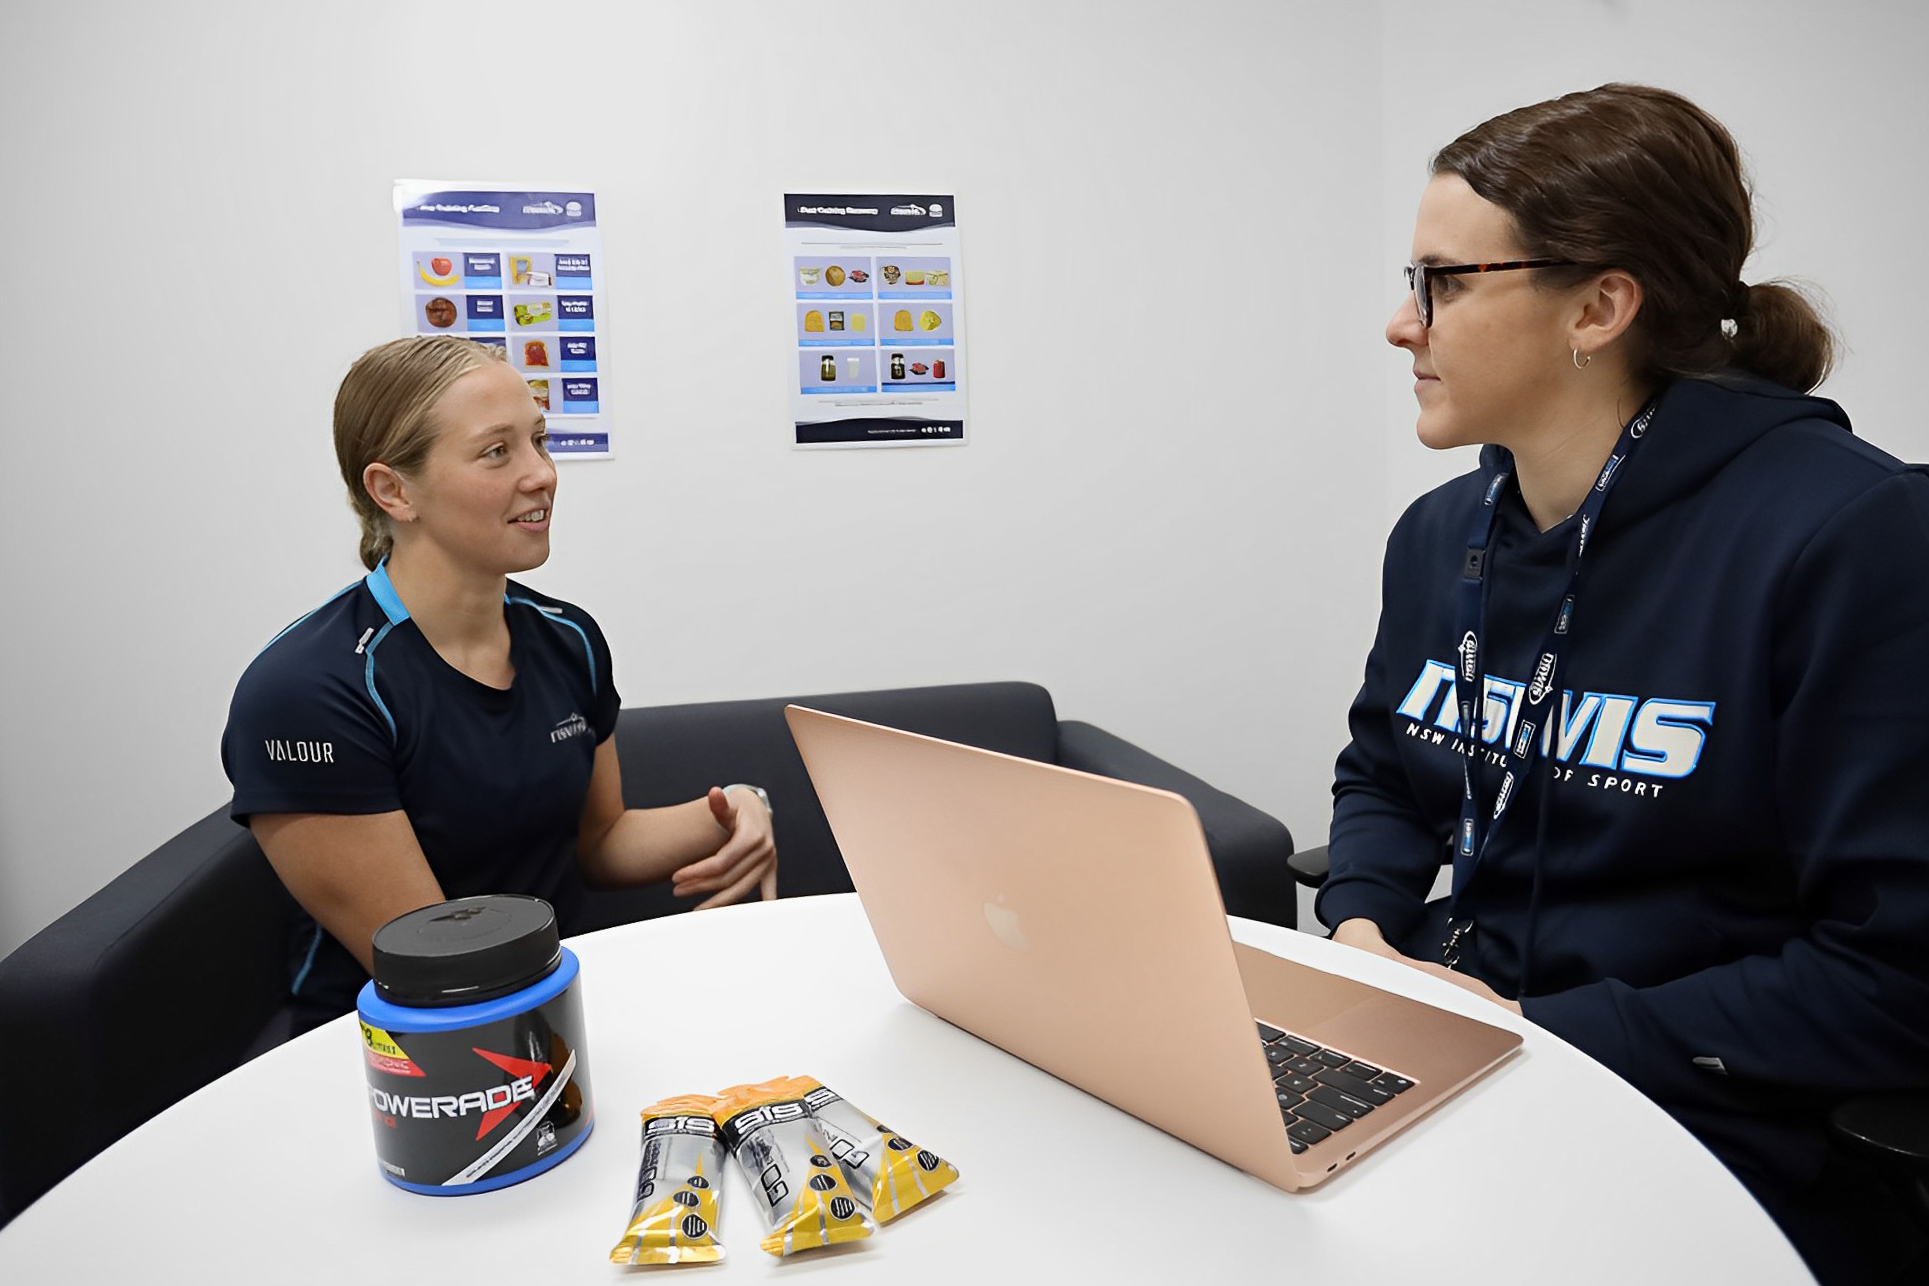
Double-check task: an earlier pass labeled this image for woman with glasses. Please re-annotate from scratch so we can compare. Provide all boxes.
[1320,84,1929,1285]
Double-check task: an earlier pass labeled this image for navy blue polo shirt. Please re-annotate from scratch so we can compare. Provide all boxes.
[222,564,621,1011]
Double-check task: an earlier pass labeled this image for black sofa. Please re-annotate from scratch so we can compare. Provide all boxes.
[0,681,1295,1226]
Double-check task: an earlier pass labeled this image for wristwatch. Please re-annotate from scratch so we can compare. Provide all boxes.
[723,783,773,821]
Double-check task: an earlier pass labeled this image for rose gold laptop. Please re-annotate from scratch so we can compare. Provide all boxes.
[784,704,1521,1192]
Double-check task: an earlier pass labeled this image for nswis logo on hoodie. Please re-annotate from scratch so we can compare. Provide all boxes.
[1396,659,1714,797]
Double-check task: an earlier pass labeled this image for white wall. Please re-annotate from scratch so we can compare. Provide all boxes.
[2,1,1923,957]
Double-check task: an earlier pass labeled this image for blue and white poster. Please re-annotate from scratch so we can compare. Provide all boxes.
[785,193,967,448]
[396,182,611,458]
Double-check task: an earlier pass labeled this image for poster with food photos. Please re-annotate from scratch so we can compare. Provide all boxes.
[395,182,610,457]
[785,193,966,447]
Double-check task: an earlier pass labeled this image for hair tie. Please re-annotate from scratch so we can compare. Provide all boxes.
[1717,281,1749,340]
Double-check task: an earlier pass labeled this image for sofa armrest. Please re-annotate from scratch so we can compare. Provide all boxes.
[1287,844,1330,887]
[0,807,293,1223]
[1055,721,1296,928]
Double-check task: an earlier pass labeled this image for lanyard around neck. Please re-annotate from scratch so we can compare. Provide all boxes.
[1446,400,1657,923]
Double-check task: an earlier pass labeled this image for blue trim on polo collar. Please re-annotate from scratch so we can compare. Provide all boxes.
[365,561,411,625]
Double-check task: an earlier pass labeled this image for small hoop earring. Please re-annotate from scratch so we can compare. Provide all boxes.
[1572,349,1591,370]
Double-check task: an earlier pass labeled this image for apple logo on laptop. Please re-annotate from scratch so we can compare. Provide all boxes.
[983,895,1029,952]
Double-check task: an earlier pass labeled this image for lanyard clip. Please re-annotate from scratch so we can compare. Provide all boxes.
[1441,917,1474,971]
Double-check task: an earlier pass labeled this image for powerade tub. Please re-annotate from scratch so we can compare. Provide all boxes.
[356,894,594,1195]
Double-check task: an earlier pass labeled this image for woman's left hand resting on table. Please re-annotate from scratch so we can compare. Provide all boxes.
[1331,918,1524,1016]
[575,738,778,908]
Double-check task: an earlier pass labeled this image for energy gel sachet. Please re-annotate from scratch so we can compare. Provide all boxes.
[795,1076,960,1221]
[609,1094,728,1266]
[713,1077,876,1256]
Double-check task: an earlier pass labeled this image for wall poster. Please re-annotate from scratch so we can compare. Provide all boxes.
[395,182,610,457]
[785,194,966,448]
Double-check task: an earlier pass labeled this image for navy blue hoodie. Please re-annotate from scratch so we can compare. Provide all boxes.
[1321,375,1929,1227]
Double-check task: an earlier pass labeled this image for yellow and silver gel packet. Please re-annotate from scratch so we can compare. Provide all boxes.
[795,1076,960,1222]
[713,1077,875,1256]
[609,1094,728,1266]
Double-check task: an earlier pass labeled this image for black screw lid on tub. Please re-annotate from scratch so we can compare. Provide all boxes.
[370,894,563,1008]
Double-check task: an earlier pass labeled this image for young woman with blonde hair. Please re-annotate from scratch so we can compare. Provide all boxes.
[224,336,775,1025]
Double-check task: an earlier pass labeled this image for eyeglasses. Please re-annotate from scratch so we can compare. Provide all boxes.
[1404,259,1575,327]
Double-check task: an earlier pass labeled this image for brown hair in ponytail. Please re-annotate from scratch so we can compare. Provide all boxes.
[1432,83,1834,392]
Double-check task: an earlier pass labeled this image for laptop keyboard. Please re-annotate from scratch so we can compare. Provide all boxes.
[1256,1021,1416,1153]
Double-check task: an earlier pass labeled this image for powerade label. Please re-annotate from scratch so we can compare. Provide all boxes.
[361,985,592,1190]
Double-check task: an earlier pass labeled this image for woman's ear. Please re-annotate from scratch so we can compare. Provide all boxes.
[1572,268,1645,356]
[363,462,414,524]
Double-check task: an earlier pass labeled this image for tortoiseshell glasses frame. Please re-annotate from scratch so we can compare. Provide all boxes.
[1404,258,1577,327]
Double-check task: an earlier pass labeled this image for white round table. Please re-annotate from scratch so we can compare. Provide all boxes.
[0,894,1812,1283]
